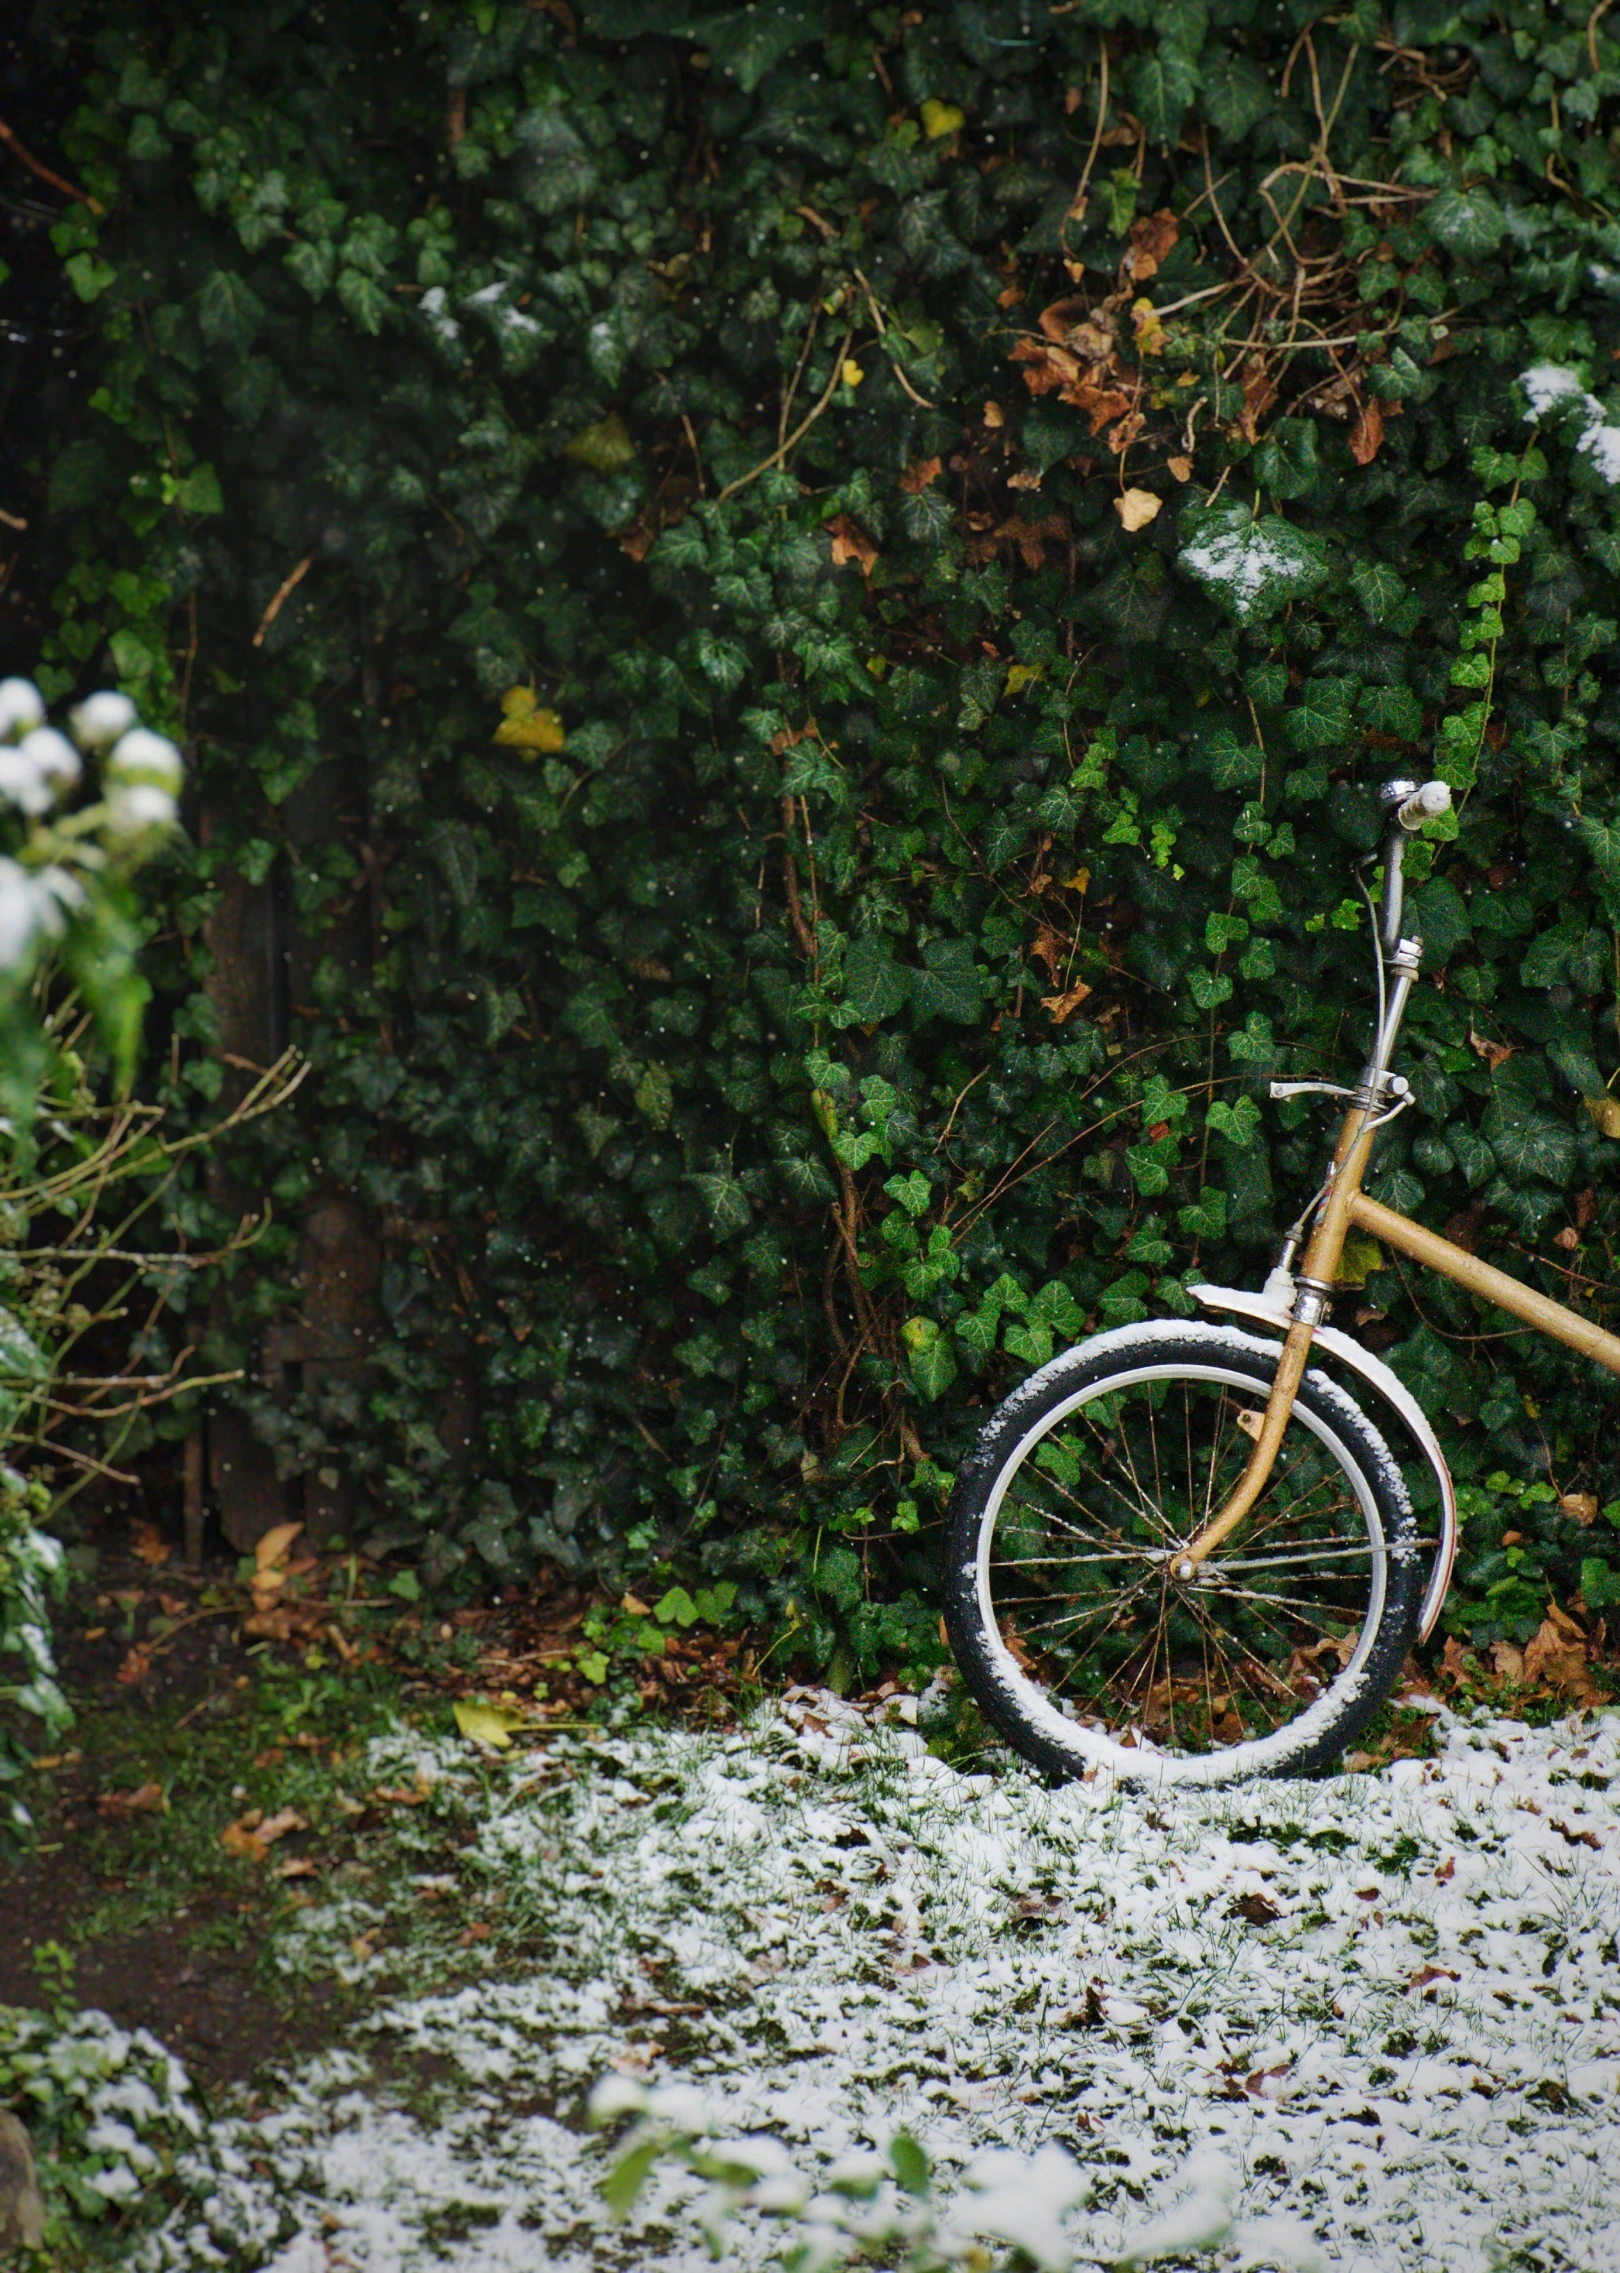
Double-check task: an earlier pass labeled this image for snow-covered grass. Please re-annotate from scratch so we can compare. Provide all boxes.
[113,1691,1620,2271]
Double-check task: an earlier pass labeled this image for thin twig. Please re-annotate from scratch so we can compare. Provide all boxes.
[1064,42,1111,237]
[0,116,102,211]
[252,554,316,647]
[718,331,855,502]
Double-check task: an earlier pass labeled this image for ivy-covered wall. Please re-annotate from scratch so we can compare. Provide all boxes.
[15,0,1620,1677]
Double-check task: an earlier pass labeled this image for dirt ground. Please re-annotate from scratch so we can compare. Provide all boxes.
[0,1564,346,2091]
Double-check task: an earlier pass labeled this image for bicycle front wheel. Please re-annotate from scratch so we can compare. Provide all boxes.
[943,1320,1424,1785]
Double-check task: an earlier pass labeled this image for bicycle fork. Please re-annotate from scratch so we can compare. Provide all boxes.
[1172,933,1424,1580]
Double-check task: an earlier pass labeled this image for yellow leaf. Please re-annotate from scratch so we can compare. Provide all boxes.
[1114,488,1162,532]
[921,99,965,139]
[563,414,636,472]
[1586,1095,1620,1139]
[1130,297,1169,356]
[842,358,865,388]
[494,692,565,754]
[1063,867,1090,893]
[1167,455,1193,482]
[1005,663,1044,696]
[453,1699,525,1749]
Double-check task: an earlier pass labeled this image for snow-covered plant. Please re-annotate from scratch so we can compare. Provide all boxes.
[0,2000,208,2246]
[590,2078,1325,2272]
[0,1464,69,1856]
[0,673,181,1116]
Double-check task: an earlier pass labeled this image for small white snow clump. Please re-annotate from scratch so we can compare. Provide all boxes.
[1521,361,1620,483]
[1179,525,1300,617]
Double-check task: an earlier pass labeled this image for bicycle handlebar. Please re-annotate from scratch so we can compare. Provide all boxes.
[1394,780,1452,831]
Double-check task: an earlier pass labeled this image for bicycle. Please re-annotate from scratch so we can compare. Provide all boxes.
[943,777,1620,1785]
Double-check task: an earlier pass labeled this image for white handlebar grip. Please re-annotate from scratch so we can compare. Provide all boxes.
[1397,780,1452,830]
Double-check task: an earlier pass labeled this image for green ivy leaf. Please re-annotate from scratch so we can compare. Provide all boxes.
[1425,184,1506,261]
[1176,506,1331,623]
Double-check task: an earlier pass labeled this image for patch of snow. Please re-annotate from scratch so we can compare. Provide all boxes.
[1521,362,1620,486]
[127,1699,1620,2272]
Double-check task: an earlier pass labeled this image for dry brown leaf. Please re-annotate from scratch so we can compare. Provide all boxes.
[1349,398,1386,466]
[1010,337,1134,438]
[826,514,879,578]
[1228,1892,1282,1926]
[222,1806,308,1862]
[1490,1639,1525,1682]
[1553,1820,1602,1850]
[1125,208,1179,277]
[982,400,1005,428]
[97,1782,165,1820]
[897,455,942,493]
[1560,1493,1599,1525]
[1522,1612,1602,1702]
[1040,982,1093,1025]
[1468,1025,1514,1072]
[258,1808,308,1843]
[274,1856,319,1879]
[1408,1964,1460,1996]
[1005,467,1043,491]
[116,1645,152,1687]
[370,1780,432,1807]
[1167,455,1193,482]
[1235,356,1279,444]
[254,1521,305,1574]
[131,1522,172,1565]
[1585,1094,1620,1139]
[1114,488,1162,532]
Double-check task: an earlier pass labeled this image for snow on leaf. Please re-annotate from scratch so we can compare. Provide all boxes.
[1176,506,1330,623]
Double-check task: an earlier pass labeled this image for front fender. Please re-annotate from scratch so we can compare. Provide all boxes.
[1189,1282,1456,1643]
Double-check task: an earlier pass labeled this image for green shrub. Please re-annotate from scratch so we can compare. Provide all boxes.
[19,0,1620,1665]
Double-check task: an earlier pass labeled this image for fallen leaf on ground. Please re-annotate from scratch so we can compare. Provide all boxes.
[1114,487,1161,531]
[453,1699,527,1749]
[1409,1965,1460,1995]
[1229,1892,1282,1926]
[459,1922,494,1946]
[1560,1493,1599,1525]
[274,1856,319,1879]
[116,1645,152,1686]
[97,1782,165,1820]
[131,1521,172,1565]
[222,1806,308,1861]
[1553,1820,1601,1850]
[370,1779,432,1806]
[254,1521,304,1574]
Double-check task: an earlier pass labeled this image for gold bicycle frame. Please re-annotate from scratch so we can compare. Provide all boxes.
[1174,782,1620,1578]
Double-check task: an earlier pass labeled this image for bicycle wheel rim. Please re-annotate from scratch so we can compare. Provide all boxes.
[970,1360,1390,1784]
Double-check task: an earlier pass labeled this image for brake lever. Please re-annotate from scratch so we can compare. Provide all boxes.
[1268,1080,1356,1101]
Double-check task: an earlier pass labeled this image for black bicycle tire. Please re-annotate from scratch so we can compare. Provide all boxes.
[942,1320,1425,1786]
